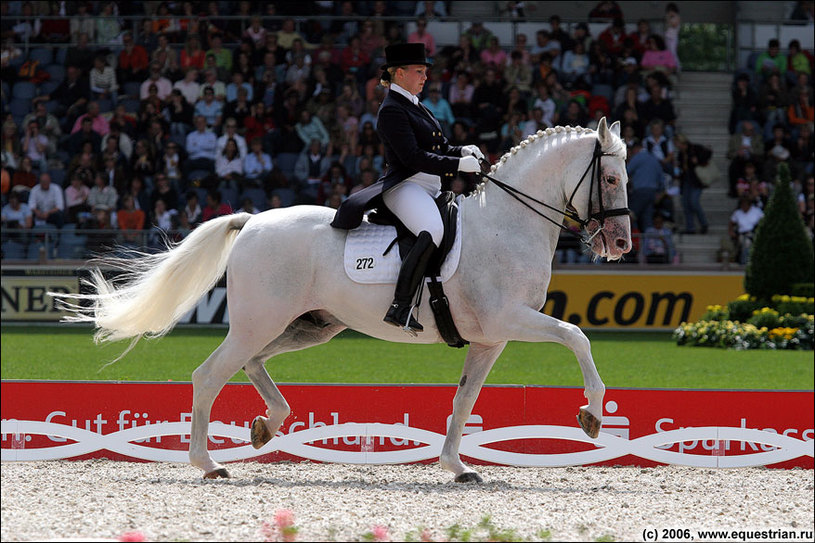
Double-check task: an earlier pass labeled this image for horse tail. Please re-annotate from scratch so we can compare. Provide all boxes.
[52,213,253,349]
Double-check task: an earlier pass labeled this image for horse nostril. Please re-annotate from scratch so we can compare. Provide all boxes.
[616,238,630,251]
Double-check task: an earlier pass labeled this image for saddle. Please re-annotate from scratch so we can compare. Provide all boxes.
[366,192,467,348]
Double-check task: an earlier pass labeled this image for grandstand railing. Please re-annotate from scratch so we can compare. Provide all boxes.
[2,14,735,72]
[0,227,740,270]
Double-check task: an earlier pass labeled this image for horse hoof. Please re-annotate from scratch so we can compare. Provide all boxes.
[203,468,231,479]
[577,407,601,439]
[251,416,273,449]
[454,472,483,484]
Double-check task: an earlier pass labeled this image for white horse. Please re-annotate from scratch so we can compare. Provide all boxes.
[53,118,631,482]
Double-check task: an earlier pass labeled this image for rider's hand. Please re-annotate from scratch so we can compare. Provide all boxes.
[458,156,480,173]
[461,145,485,162]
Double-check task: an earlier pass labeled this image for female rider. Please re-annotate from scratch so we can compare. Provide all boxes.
[331,43,483,333]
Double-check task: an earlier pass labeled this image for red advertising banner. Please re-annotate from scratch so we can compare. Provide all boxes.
[1,381,812,469]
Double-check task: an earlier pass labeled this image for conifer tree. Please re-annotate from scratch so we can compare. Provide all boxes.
[745,163,814,300]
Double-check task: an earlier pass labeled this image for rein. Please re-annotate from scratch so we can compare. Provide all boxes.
[477,139,629,245]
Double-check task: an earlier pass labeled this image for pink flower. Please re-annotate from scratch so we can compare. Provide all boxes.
[261,509,299,542]
[275,509,295,530]
[420,528,434,542]
[260,520,275,542]
[118,531,146,542]
[372,525,390,542]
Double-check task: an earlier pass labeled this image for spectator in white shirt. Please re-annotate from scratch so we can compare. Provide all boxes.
[729,195,765,265]
[173,68,200,105]
[216,118,247,158]
[244,137,273,186]
[215,137,244,190]
[28,172,65,228]
[22,120,51,171]
[89,54,119,107]
[184,115,218,177]
[140,61,173,101]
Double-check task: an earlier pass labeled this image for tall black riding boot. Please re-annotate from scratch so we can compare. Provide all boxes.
[383,231,436,333]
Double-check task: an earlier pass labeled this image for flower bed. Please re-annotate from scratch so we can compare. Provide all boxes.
[673,295,814,350]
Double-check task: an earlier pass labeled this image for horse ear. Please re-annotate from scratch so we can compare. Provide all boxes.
[609,120,621,138]
[597,117,609,142]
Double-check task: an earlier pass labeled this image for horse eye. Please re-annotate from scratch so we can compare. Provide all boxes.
[605,175,618,185]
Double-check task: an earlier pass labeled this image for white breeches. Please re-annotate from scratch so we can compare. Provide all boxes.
[382,174,444,248]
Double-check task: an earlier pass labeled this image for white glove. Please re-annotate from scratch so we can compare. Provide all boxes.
[461,144,485,162]
[458,155,481,173]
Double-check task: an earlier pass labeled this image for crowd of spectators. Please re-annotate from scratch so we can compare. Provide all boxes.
[0,1,812,266]
[726,35,814,264]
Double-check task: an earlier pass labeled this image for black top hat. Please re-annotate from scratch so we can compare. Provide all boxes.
[380,43,432,70]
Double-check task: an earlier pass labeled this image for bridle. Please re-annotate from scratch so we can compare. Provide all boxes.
[478,138,630,246]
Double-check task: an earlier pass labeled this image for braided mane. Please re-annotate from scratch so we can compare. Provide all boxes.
[469,124,625,197]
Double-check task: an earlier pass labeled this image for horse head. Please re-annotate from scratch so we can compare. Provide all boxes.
[582,117,632,261]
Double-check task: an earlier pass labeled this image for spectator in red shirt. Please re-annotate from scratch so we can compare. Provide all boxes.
[201,189,233,222]
[244,101,276,150]
[180,35,206,71]
[628,19,651,55]
[340,36,370,85]
[118,31,149,84]
[598,17,627,57]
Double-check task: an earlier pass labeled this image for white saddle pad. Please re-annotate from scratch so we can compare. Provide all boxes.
[344,205,463,285]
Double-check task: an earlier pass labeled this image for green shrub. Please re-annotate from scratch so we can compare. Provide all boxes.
[745,163,815,300]
[790,283,815,297]
[747,308,781,329]
[700,304,729,321]
[727,297,763,322]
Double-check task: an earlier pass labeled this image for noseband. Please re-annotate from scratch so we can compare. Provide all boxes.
[478,138,630,245]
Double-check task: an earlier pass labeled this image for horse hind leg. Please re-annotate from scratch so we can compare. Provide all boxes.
[244,311,347,449]
[189,333,269,479]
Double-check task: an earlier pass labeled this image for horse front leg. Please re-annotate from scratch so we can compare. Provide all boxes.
[503,307,605,437]
[440,341,506,483]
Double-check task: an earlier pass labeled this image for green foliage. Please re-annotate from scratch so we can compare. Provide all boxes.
[745,163,815,300]
[791,282,815,297]
[701,304,729,321]
[747,308,781,329]
[537,529,553,541]
[727,297,763,322]
[595,535,617,543]
[674,315,814,350]
[677,23,734,71]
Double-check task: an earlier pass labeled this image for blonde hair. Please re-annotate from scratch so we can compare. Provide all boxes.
[380,66,398,87]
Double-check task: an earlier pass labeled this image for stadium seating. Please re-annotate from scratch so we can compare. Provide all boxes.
[122,81,141,99]
[48,168,66,187]
[9,98,31,127]
[2,240,28,260]
[39,79,61,96]
[121,98,141,114]
[54,47,67,66]
[43,64,66,83]
[56,224,88,259]
[28,48,53,65]
[275,152,299,181]
[271,187,297,207]
[12,81,37,100]
[241,188,268,211]
[97,98,114,113]
[220,187,239,209]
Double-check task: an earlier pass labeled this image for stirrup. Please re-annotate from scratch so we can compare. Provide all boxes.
[384,303,423,335]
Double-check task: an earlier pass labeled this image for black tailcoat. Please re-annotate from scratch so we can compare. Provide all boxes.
[330,89,463,229]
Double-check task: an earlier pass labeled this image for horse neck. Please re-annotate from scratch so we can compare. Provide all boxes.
[462,130,596,246]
